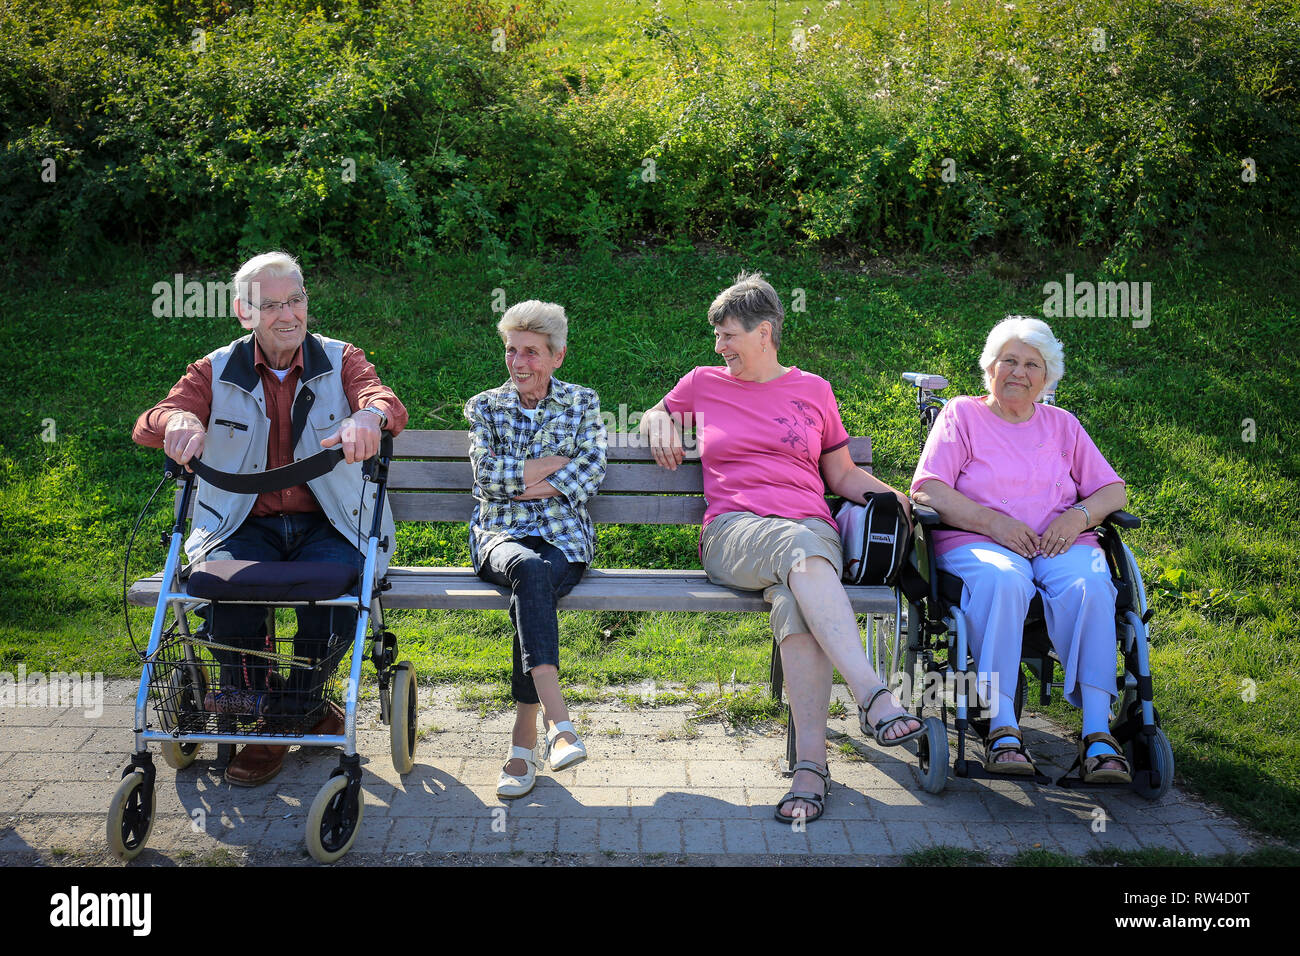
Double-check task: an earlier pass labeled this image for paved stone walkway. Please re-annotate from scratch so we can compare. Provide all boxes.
[0,680,1254,865]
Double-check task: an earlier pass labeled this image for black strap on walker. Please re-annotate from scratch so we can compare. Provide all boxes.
[181,448,346,494]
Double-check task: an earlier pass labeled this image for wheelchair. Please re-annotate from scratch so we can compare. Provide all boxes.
[109,437,418,863]
[871,373,1174,798]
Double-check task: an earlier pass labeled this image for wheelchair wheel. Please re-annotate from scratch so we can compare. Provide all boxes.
[107,771,155,861]
[389,661,417,774]
[160,740,200,770]
[1013,667,1027,721]
[915,716,948,794]
[306,773,363,863]
[1127,727,1175,801]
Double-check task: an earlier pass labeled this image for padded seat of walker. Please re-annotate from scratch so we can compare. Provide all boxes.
[185,560,359,602]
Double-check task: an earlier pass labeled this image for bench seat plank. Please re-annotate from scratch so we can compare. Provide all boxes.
[129,567,897,615]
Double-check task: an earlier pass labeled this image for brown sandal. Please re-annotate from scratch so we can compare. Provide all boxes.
[1080,732,1132,784]
[982,725,1037,776]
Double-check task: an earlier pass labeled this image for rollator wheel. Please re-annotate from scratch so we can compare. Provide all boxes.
[915,716,949,794]
[306,773,364,863]
[107,771,155,861]
[1127,726,1175,801]
[389,661,418,774]
[160,740,200,770]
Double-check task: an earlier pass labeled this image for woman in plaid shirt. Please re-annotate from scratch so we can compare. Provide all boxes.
[465,301,607,798]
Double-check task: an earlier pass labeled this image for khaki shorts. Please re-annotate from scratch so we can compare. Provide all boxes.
[700,511,844,644]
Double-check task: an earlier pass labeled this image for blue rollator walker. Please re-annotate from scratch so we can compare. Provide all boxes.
[877,372,1173,797]
[109,436,418,862]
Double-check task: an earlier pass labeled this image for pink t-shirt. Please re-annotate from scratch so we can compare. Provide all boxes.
[664,366,850,535]
[910,395,1124,555]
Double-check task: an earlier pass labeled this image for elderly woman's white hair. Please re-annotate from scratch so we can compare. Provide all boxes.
[497,300,568,354]
[233,251,304,307]
[980,315,1065,397]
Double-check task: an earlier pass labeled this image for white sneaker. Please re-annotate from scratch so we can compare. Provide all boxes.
[545,720,587,771]
[496,745,537,798]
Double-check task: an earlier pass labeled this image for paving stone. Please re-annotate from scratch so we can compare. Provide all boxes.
[426,817,476,853]
[765,819,811,855]
[723,819,768,854]
[924,820,977,850]
[509,818,558,852]
[964,823,1018,854]
[1091,822,1143,852]
[681,819,726,853]
[598,819,640,853]
[472,816,512,852]
[843,821,893,855]
[639,819,684,855]
[1128,822,1182,849]
[885,820,931,854]
[803,820,854,854]
[628,787,744,818]
[1174,823,1230,856]
[555,817,599,853]
[1,752,137,782]
[4,728,95,752]
[1047,822,1106,855]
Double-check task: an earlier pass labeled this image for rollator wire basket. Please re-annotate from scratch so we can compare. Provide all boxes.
[149,618,353,738]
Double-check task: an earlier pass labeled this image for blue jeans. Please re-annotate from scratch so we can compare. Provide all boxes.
[201,513,361,702]
[477,537,586,704]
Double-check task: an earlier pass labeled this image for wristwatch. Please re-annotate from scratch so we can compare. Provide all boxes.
[1070,503,1091,527]
[359,405,387,428]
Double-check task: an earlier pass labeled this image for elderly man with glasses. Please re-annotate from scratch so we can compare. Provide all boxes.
[131,250,408,787]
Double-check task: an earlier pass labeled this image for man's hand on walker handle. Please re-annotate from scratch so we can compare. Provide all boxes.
[163,411,207,469]
[321,409,382,464]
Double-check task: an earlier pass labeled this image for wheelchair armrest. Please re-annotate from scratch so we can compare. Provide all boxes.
[911,502,942,526]
[1101,510,1141,530]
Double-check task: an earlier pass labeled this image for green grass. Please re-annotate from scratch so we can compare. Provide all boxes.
[2,236,1297,842]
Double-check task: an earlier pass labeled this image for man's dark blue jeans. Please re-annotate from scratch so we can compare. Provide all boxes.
[477,536,586,704]
[200,513,361,706]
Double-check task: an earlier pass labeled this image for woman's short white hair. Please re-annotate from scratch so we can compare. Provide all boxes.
[980,315,1065,396]
[497,300,568,354]
[233,251,304,307]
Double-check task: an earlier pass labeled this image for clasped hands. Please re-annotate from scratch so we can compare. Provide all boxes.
[989,507,1090,559]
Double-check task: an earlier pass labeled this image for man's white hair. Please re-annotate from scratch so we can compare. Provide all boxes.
[979,315,1065,396]
[233,251,304,307]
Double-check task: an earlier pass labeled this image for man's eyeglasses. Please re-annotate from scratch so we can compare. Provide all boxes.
[252,291,309,312]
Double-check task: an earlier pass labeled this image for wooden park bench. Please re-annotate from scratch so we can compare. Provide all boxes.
[129,429,902,771]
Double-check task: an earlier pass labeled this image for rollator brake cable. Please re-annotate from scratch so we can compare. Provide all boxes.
[123,473,172,661]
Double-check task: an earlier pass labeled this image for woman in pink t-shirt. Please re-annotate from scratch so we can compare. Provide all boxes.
[911,316,1131,783]
[640,272,923,825]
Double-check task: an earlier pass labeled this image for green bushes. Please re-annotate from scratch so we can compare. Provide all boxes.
[2,0,1296,265]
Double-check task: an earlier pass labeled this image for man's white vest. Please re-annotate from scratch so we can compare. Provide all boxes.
[184,333,395,574]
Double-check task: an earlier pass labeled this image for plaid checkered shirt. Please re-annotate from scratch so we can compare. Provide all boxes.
[465,377,607,567]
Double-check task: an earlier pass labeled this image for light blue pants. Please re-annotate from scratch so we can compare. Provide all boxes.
[938,542,1119,712]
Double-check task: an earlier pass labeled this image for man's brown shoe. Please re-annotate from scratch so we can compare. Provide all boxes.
[225,744,288,787]
[309,701,346,737]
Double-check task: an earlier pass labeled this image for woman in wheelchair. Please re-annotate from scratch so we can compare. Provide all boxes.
[910,316,1131,783]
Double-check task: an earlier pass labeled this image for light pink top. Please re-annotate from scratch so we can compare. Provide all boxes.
[910,395,1124,555]
[664,366,850,535]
